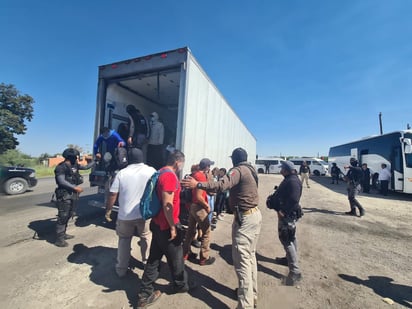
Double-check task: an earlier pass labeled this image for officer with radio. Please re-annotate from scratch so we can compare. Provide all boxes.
[266,161,303,286]
[54,148,94,247]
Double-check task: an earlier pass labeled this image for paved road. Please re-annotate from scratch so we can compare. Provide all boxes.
[0,177,104,247]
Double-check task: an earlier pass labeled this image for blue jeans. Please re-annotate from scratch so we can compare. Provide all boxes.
[207,194,215,222]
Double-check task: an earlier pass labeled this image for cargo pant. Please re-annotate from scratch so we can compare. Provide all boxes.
[182,203,211,260]
[278,217,300,276]
[300,172,310,187]
[232,208,262,309]
[115,218,152,277]
[55,193,77,242]
[347,183,364,213]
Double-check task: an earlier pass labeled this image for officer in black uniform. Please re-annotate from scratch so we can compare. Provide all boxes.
[54,148,94,247]
[267,161,303,286]
[344,157,365,217]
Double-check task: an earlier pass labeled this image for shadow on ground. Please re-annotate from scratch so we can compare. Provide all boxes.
[66,243,237,308]
[339,274,412,308]
[67,243,140,308]
[28,194,113,245]
[256,252,284,280]
[310,176,412,202]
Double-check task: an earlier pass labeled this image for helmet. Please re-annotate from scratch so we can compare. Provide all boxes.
[231,147,248,166]
[350,157,358,167]
[62,148,80,160]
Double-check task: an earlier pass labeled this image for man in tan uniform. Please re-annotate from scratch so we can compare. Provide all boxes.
[182,147,261,309]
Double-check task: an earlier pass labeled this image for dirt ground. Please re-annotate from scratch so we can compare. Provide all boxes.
[0,174,411,309]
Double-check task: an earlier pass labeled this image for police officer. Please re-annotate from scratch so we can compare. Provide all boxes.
[54,148,94,247]
[267,161,303,286]
[344,158,365,216]
[182,147,261,309]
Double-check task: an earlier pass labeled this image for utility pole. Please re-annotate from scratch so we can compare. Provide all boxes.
[379,112,383,135]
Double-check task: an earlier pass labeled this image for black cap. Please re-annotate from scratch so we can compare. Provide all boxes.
[199,158,215,170]
[231,147,248,166]
[128,148,143,164]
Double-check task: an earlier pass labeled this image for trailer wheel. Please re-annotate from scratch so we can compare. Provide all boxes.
[4,177,28,195]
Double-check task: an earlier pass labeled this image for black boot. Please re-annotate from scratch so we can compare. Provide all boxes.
[64,234,75,240]
[359,207,365,217]
[55,235,69,247]
[55,224,69,247]
[345,210,357,216]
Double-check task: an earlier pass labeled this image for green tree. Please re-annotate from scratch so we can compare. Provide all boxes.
[0,83,35,154]
[0,149,36,167]
[38,152,51,164]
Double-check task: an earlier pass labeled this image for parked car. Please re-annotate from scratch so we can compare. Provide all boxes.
[255,157,285,174]
[0,165,38,195]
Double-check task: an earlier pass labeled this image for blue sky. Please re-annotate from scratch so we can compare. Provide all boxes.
[1,0,411,158]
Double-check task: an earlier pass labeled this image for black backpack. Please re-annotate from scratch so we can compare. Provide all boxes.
[180,174,193,204]
[114,147,128,169]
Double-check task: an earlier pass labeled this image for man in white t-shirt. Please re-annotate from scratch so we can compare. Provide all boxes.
[378,163,391,196]
[105,148,156,277]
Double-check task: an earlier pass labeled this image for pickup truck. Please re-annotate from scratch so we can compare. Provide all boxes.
[0,165,38,195]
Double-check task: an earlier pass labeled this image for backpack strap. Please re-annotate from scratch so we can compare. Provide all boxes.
[236,163,259,187]
[158,168,178,190]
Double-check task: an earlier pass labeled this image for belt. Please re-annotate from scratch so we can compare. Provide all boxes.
[241,207,259,215]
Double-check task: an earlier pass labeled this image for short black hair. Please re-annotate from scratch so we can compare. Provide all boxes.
[166,149,185,165]
[128,148,143,164]
[100,127,110,134]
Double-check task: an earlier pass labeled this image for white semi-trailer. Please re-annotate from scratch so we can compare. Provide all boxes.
[94,47,256,175]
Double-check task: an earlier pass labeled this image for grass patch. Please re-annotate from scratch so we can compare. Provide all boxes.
[33,165,90,178]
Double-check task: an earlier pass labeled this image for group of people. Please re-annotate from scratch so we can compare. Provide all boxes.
[53,143,305,309]
[331,160,392,196]
[339,157,392,218]
[52,139,396,308]
[93,105,169,171]
[102,146,265,308]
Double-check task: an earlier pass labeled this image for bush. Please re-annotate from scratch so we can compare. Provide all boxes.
[0,149,37,167]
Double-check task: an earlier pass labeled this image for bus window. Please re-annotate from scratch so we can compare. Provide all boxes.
[393,147,402,172]
[406,153,412,168]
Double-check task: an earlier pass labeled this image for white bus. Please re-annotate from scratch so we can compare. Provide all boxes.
[255,157,285,174]
[328,130,412,193]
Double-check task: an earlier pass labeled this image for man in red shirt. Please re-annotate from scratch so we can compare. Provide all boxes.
[137,150,189,308]
[182,158,216,266]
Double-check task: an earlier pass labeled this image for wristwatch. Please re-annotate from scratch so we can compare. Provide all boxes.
[196,182,203,189]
